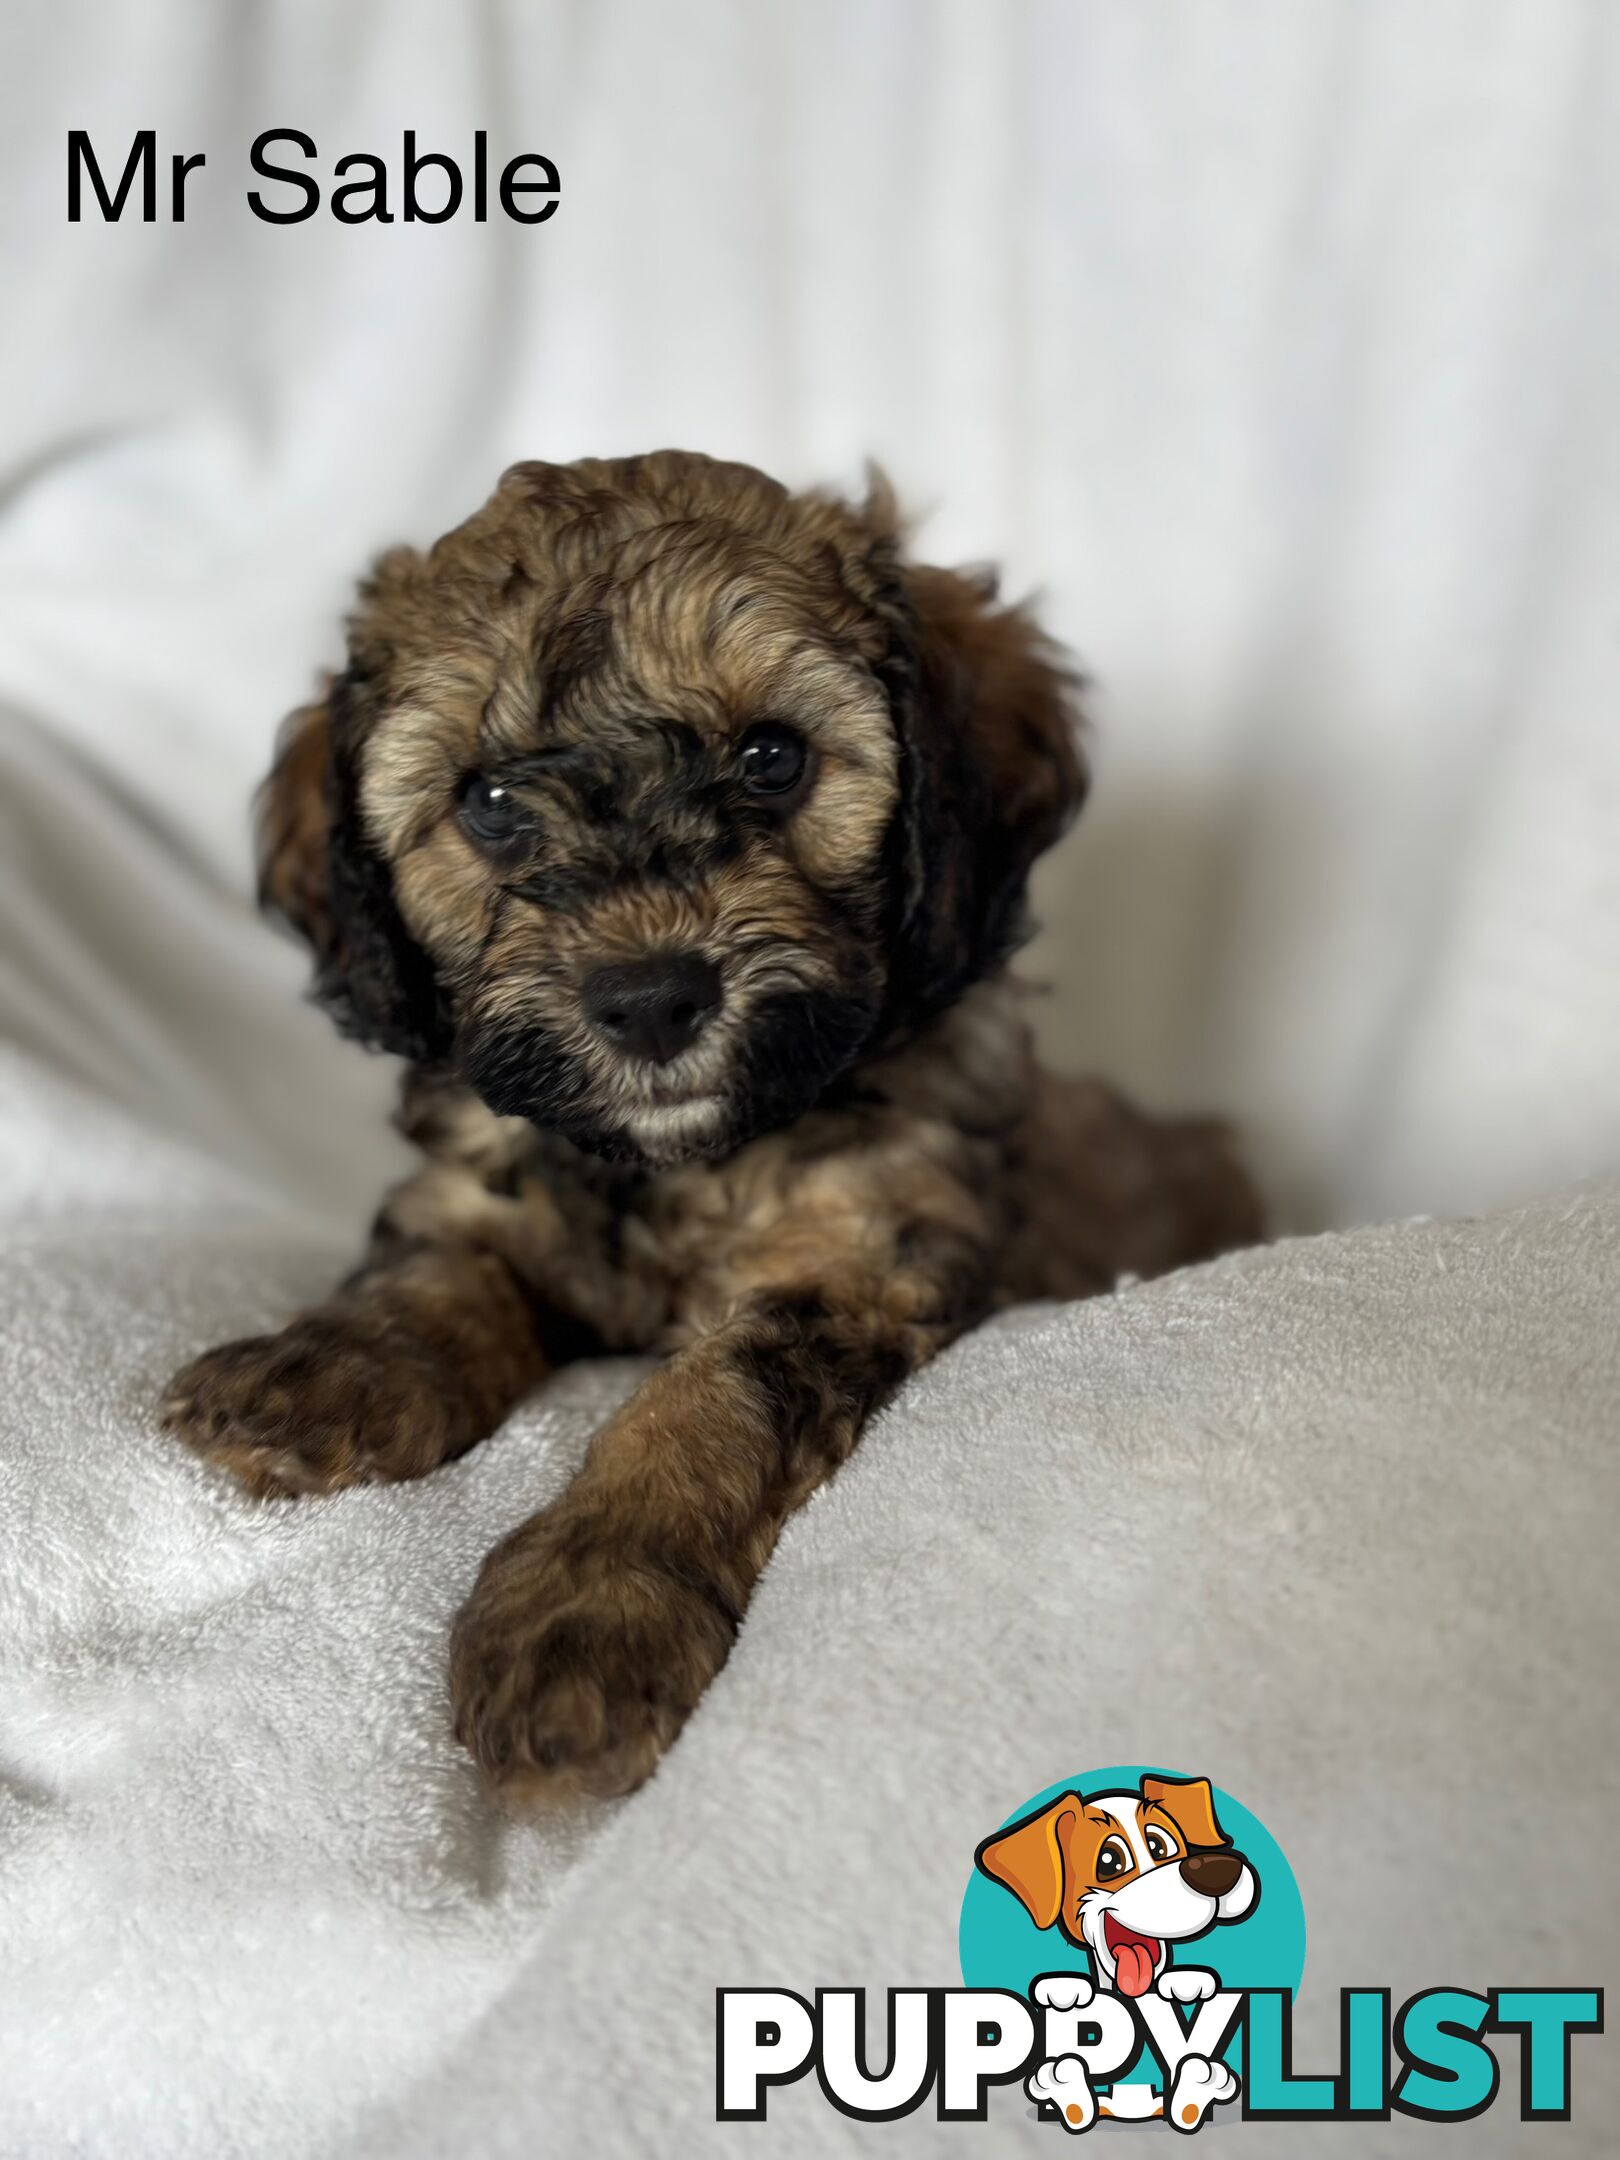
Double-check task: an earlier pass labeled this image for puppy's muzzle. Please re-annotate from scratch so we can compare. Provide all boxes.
[1179,1849,1245,1898]
[582,951,723,1066]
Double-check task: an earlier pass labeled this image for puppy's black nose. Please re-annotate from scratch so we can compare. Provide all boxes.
[581,952,722,1066]
[1180,1849,1244,1898]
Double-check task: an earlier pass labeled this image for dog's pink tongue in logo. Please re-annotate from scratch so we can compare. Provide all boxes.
[1104,1915,1160,1997]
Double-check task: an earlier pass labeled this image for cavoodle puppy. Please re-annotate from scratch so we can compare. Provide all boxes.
[163,451,1260,1798]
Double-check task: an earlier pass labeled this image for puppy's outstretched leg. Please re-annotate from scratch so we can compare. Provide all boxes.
[163,1239,553,1497]
[449,1204,985,1799]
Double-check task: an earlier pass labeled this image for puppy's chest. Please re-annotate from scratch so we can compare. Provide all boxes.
[404,1074,1005,1351]
[505,1114,950,1342]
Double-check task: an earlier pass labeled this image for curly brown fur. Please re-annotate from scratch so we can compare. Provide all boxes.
[163,450,1261,1800]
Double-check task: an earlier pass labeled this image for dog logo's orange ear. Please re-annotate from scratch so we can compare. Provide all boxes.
[975,1795,1081,1930]
[1142,1773,1229,1851]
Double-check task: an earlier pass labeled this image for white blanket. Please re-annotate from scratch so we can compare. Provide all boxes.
[1,1014,1616,2155]
[4,3,1620,2154]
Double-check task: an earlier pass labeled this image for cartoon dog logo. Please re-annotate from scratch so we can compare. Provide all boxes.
[976,1772,1259,2128]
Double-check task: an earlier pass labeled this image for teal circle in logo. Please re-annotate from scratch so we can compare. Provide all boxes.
[959,1765,1305,2091]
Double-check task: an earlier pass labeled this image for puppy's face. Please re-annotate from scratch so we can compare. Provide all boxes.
[976,1775,1258,1998]
[260,452,1085,1165]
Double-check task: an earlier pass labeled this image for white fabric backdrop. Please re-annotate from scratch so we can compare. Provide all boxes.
[3,11,1619,2158]
[3,0,1617,1235]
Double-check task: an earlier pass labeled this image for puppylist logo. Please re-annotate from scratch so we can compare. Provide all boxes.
[717,1766,1603,2132]
[970,1769,1267,2128]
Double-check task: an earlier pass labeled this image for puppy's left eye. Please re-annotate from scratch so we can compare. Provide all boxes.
[737,723,809,800]
[1144,1827,1180,1863]
[460,774,530,846]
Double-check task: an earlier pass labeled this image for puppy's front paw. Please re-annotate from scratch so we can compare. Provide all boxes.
[449,1510,739,1800]
[163,1317,476,1497]
[1033,1973,1095,2013]
[1157,1966,1218,2004]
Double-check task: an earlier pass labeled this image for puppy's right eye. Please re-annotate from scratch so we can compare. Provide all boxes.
[737,722,809,800]
[460,774,529,847]
[1095,1836,1132,1881]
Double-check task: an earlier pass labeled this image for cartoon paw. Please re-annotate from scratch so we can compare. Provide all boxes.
[1168,2053,1239,2133]
[1027,2054,1096,2133]
[1157,1966,1218,2005]
[1033,1973,1095,2013]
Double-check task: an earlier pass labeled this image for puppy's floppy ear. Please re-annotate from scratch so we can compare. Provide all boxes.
[975,1794,1083,1931]
[1141,1774,1230,1852]
[874,519,1088,1024]
[255,666,448,1063]
[256,691,337,954]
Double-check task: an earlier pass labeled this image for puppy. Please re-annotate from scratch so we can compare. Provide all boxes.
[976,1773,1258,1997]
[163,452,1261,1799]
[981,1775,1256,2127]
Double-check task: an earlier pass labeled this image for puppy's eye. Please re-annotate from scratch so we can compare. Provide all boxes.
[1095,1837,1133,1881]
[737,723,808,800]
[1144,1827,1179,1863]
[460,774,529,846]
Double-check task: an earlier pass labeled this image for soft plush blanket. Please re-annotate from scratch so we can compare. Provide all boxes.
[2,958,1616,2153]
